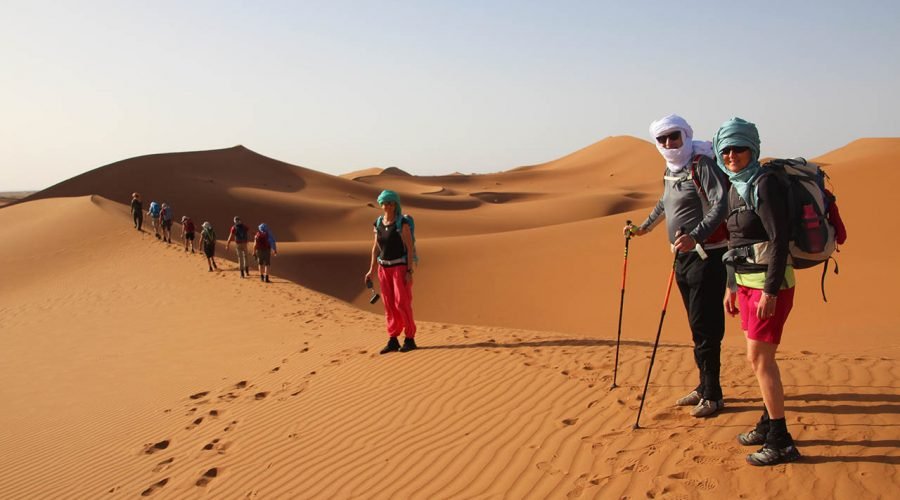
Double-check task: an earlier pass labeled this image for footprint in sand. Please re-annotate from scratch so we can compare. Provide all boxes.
[254,391,269,400]
[234,381,248,389]
[562,418,579,426]
[141,478,169,496]
[186,417,204,430]
[189,391,210,400]
[152,457,174,473]
[143,440,170,454]
[208,409,220,417]
[195,467,219,487]
[224,420,239,432]
[270,366,280,373]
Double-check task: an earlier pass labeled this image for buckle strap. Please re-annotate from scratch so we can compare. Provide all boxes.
[378,256,408,266]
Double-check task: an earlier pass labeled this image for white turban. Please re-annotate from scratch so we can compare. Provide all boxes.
[649,114,713,172]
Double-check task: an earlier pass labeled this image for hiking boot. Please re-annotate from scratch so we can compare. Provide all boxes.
[737,429,767,446]
[265,275,271,283]
[675,390,702,406]
[690,398,724,418]
[380,337,401,355]
[240,269,245,278]
[260,275,265,282]
[746,444,801,466]
[399,338,418,352]
[155,233,161,239]
[208,266,213,272]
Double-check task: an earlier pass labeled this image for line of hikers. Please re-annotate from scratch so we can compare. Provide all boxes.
[128,114,846,469]
[129,194,278,281]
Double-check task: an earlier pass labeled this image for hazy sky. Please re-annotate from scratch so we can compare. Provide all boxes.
[2,0,898,191]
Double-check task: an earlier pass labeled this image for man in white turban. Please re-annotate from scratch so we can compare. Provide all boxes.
[625,114,730,418]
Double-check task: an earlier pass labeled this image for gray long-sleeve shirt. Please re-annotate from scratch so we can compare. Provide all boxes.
[639,156,729,249]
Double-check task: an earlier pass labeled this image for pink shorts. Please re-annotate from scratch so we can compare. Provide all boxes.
[738,286,795,344]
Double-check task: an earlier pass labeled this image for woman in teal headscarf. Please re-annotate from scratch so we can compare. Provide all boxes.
[713,117,801,466]
[365,190,418,354]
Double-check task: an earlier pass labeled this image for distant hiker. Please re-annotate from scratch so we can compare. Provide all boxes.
[365,190,418,354]
[625,114,729,417]
[159,203,174,243]
[200,221,218,271]
[253,223,277,283]
[147,201,161,239]
[714,117,801,466]
[181,216,196,253]
[130,192,143,231]
[226,216,251,278]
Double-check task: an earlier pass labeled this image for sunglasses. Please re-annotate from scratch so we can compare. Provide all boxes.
[655,131,681,144]
[721,146,750,155]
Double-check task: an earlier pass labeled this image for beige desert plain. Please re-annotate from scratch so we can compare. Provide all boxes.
[0,136,897,498]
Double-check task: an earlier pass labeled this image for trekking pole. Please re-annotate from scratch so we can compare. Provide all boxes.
[633,231,682,430]
[611,220,633,390]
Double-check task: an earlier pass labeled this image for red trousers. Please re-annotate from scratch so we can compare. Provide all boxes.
[378,265,416,338]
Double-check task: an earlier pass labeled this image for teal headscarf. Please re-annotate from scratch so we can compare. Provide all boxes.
[377,190,402,222]
[712,117,762,205]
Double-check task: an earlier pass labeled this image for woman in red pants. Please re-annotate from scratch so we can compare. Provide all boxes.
[365,190,418,354]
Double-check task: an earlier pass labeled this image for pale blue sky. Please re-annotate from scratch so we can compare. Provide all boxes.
[2,0,898,190]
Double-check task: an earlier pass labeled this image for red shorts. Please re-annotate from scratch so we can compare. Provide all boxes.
[738,286,794,344]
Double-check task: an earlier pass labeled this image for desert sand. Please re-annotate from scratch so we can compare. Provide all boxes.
[1,137,897,498]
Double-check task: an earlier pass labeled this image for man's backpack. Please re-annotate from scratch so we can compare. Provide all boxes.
[148,201,161,217]
[689,156,730,245]
[183,218,195,233]
[234,224,248,242]
[161,205,173,222]
[376,214,418,264]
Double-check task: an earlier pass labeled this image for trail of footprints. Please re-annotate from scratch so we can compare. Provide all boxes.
[133,338,373,496]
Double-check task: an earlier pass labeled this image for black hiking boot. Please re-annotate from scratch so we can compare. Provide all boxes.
[399,338,418,352]
[746,443,801,466]
[240,269,245,278]
[265,275,270,283]
[737,429,767,446]
[380,337,401,355]
[260,274,265,282]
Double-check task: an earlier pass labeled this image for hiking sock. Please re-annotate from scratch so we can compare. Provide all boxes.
[766,418,792,448]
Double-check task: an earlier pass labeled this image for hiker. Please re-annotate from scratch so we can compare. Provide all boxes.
[181,216,196,253]
[200,221,218,271]
[159,203,174,243]
[714,117,801,466]
[625,114,729,417]
[226,216,251,278]
[147,201,161,239]
[253,223,277,283]
[130,193,143,231]
[365,190,418,354]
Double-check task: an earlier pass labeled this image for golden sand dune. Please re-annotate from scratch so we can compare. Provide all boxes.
[1,137,898,498]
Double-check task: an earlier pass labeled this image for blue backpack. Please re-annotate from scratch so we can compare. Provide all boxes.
[148,201,161,217]
[376,214,418,263]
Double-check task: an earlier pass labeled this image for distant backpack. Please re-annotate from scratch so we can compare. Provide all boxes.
[234,223,248,242]
[376,214,418,263]
[183,218,195,233]
[731,157,847,300]
[160,205,173,222]
[254,230,270,250]
[148,201,161,217]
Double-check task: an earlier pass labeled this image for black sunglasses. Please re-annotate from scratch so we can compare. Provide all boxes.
[721,146,750,155]
[655,130,681,144]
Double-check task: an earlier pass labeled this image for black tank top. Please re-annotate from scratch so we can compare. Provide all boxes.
[375,218,407,262]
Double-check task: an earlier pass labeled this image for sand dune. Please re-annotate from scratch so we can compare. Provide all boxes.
[1,137,898,498]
